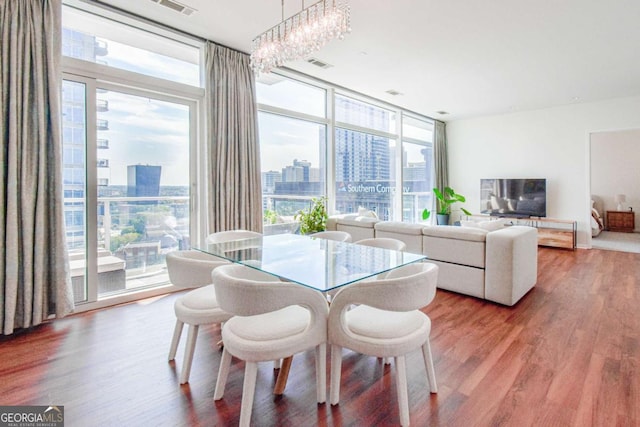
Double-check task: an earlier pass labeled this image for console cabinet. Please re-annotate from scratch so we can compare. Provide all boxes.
[466,215,577,250]
[524,218,577,250]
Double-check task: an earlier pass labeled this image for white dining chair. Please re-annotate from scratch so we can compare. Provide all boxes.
[328,262,439,426]
[167,230,261,384]
[212,264,329,427]
[310,230,352,242]
[355,237,407,251]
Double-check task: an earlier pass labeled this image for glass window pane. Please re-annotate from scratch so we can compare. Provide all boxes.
[402,116,434,141]
[259,112,326,234]
[256,75,326,117]
[62,79,88,303]
[402,142,433,222]
[335,128,395,220]
[62,7,200,86]
[95,89,190,296]
[335,94,396,133]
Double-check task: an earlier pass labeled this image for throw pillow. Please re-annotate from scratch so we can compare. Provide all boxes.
[358,206,378,218]
[461,218,506,231]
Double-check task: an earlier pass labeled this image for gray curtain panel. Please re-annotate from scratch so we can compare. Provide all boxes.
[0,0,74,335]
[205,41,263,233]
[433,120,449,200]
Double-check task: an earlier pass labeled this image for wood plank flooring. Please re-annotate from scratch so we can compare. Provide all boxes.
[1,247,638,426]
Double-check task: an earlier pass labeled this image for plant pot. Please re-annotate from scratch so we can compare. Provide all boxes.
[436,214,450,225]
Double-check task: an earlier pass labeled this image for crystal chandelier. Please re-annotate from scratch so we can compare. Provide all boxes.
[250,0,351,74]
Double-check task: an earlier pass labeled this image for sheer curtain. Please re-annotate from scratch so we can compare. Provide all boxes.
[205,42,262,233]
[0,0,73,335]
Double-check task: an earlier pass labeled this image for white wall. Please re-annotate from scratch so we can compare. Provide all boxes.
[446,95,640,247]
[591,129,640,231]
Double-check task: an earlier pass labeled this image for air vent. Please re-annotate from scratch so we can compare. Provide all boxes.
[149,0,196,16]
[385,89,403,96]
[306,58,333,69]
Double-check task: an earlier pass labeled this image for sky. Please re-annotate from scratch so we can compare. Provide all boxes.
[81,29,433,186]
[91,38,195,186]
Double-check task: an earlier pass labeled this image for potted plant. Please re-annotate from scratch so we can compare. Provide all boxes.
[294,196,328,234]
[422,187,471,225]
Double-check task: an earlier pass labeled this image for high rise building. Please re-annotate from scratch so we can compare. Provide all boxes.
[61,29,109,249]
[334,97,392,218]
[127,165,162,198]
[262,170,282,194]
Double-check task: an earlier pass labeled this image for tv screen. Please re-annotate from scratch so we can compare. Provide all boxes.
[480,178,546,218]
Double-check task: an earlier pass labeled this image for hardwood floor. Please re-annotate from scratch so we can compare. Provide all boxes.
[1,248,638,426]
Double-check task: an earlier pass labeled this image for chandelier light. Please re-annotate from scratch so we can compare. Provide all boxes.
[250,0,351,74]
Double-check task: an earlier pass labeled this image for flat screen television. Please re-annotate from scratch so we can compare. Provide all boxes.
[480,178,546,218]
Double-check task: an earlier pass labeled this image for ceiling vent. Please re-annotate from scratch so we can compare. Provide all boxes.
[306,58,333,69]
[149,0,196,16]
[385,89,403,96]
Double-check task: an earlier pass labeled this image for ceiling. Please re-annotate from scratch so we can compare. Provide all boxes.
[97,0,640,121]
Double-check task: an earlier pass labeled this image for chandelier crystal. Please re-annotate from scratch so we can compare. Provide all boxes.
[250,0,351,74]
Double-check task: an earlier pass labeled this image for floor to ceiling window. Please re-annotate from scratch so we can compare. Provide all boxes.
[62,5,203,306]
[402,116,435,222]
[334,95,397,220]
[256,75,328,234]
[256,73,436,230]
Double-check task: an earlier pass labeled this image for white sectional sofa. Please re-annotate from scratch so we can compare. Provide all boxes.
[327,214,538,306]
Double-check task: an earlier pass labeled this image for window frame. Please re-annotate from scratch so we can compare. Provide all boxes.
[61,3,206,313]
[256,69,436,222]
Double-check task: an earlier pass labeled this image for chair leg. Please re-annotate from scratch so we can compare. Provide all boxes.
[315,343,327,404]
[273,359,281,370]
[214,348,232,400]
[179,324,199,384]
[330,345,343,405]
[168,319,184,361]
[239,362,258,427]
[395,355,410,427]
[422,340,438,393]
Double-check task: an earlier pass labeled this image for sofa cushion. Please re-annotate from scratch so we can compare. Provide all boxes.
[374,221,424,253]
[422,226,487,268]
[337,216,379,228]
[460,218,507,232]
[375,221,424,235]
[329,215,379,241]
[357,207,378,218]
[422,225,488,242]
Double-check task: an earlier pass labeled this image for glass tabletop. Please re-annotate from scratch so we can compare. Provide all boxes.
[195,234,426,292]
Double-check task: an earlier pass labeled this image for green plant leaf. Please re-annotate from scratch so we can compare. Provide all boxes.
[296,196,328,234]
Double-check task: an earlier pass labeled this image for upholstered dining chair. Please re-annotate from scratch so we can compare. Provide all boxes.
[328,262,439,427]
[212,264,329,427]
[310,230,352,242]
[166,230,261,384]
[355,237,407,251]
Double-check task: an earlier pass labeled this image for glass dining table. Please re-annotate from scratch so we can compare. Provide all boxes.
[195,233,427,394]
[196,233,426,292]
